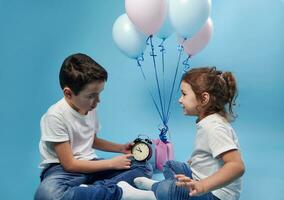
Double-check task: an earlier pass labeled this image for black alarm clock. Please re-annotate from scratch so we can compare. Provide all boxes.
[131,136,152,162]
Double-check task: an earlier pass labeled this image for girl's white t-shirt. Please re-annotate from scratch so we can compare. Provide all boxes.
[39,98,99,168]
[190,113,242,200]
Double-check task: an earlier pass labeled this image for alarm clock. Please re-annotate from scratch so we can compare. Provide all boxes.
[131,136,152,162]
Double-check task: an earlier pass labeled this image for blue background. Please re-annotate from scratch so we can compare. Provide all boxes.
[0,0,283,199]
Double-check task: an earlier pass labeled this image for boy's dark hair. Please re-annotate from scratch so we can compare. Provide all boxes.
[182,67,238,121]
[59,53,108,95]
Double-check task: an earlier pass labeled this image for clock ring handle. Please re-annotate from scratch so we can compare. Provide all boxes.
[136,134,152,145]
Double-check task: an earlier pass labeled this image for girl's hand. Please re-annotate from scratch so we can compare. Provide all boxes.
[175,174,193,187]
[110,154,132,170]
[175,174,206,196]
[187,159,192,165]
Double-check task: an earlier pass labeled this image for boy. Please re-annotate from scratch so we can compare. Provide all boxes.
[34,53,152,200]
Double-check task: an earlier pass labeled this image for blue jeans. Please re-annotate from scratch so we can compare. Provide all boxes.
[151,160,220,200]
[34,159,153,200]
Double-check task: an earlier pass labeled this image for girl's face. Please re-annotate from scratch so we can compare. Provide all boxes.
[179,81,200,116]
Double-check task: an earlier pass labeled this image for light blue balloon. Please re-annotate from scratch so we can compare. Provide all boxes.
[156,0,173,40]
[169,0,211,39]
[112,14,147,59]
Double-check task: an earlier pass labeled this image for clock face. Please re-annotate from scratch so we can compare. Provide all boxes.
[132,142,150,161]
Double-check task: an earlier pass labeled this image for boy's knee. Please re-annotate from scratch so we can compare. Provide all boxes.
[140,161,153,178]
[34,184,52,200]
[34,182,64,200]
[145,161,154,177]
[132,161,153,178]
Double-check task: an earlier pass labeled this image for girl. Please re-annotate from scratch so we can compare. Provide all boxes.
[117,67,245,200]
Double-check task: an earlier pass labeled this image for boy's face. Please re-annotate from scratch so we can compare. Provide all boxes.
[65,81,105,115]
[179,81,199,116]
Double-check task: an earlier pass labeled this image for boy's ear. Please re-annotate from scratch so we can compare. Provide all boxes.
[63,87,72,99]
[201,92,210,105]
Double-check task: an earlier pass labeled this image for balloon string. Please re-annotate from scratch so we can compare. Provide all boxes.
[147,35,167,124]
[165,44,183,123]
[159,124,169,143]
[158,38,169,142]
[175,55,191,94]
[136,53,144,67]
[136,57,164,122]
[158,39,166,75]
[148,36,169,142]
[158,39,167,123]
[182,55,191,73]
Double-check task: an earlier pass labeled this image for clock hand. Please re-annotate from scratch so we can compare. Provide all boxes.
[136,147,142,152]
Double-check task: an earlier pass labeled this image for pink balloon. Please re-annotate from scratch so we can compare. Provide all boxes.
[125,0,167,36]
[180,18,213,56]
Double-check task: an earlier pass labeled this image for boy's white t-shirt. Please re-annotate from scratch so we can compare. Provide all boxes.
[190,113,242,200]
[39,98,99,168]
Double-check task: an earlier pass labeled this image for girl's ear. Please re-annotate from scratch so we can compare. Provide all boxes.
[201,92,210,105]
[63,87,73,99]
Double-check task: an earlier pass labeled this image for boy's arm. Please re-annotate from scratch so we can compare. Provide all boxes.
[176,149,245,196]
[93,134,132,154]
[54,141,132,173]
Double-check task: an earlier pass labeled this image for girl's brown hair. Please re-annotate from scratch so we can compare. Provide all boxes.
[182,67,238,121]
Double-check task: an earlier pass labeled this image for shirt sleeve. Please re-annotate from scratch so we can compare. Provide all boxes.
[208,125,238,158]
[93,109,101,134]
[40,114,69,142]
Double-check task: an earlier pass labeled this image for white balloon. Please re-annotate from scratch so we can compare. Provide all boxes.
[169,0,211,39]
[112,14,147,59]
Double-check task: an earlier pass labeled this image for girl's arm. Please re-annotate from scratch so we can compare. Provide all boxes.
[54,141,132,173]
[93,134,133,154]
[176,149,245,196]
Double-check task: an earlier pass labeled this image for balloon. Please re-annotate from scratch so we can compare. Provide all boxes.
[156,0,173,40]
[112,14,147,59]
[125,0,167,36]
[180,18,213,56]
[169,0,211,39]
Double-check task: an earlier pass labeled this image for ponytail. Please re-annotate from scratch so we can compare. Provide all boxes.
[222,72,238,120]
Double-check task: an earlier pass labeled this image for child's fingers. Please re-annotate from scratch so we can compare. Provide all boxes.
[124,153,133,158]
[176,175,193,188]
[189,188,198,196]
[124,164,131,169]
[175,174,186,178]
[176,181,188,187]
[129,142,135,146]
[175,174,188,182]
[125,142,134,149]
[176,176,193,183]
[176,182,191,188]
[175,174,192,180]
[123,158,131,169]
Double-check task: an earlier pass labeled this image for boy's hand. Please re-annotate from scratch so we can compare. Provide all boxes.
[110,154,132,170]
[120,142,134,154]
[175,174,206,196]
